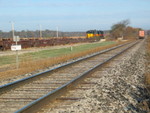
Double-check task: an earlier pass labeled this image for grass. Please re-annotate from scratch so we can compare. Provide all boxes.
[26,41,116,59]
[0,56,15,65]
[0,40,129,80]
[0,41,115,65]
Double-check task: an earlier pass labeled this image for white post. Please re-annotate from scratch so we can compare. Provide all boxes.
[16,50,19,69]
[70,46,73,51]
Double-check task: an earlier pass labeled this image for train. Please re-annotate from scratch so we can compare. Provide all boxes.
[86,30,104,39]
[0,37,97,51]
[0,30,105,51]
[138,30,145,39]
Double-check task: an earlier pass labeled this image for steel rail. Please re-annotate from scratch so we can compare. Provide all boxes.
[14,41,139,113]
[0,42,132,94]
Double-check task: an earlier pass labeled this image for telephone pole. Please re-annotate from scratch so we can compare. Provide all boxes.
[10,21,19,69]
[56,27,58,38]
[39,24,42,39]
[11,22,15,43]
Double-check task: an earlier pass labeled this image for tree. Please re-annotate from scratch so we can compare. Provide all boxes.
[124,26,140,39]
[110,19,130,39]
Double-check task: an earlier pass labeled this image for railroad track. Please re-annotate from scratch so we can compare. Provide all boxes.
[0,41,139,113]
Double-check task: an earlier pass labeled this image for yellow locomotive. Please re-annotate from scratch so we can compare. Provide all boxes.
[86,30,104,38]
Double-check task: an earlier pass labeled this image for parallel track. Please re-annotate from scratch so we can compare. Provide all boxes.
[0,41,139,113]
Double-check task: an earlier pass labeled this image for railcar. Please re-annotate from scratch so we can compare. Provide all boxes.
[139,30,145,39]
[0,30,104,50]
[0,37,96,50]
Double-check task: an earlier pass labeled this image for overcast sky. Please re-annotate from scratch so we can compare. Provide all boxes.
[0,0,149,31]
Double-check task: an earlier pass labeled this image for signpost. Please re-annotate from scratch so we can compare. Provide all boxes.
[13,36,20,42]
[11,45,21,51]
[11,44,21,69]
[11,22,21,69]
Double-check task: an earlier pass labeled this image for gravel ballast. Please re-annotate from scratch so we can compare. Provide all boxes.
[51,40,147,113]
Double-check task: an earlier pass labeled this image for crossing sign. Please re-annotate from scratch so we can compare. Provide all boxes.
[13,36,20,42]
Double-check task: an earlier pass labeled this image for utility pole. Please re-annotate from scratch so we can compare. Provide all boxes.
[11,22,15,43]
[56,27,58,38]
[39,24,42,39]
[11,21,19,69]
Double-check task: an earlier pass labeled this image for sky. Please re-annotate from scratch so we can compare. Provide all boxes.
[0,0,150,32]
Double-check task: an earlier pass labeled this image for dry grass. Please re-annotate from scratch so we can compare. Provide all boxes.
[0,41,131,80]
[145,36,150,85]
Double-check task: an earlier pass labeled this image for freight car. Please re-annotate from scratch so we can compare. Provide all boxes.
[86,30,104,39]
[0,30,105,50]
[139,30,145,39]
[0,37,96,50]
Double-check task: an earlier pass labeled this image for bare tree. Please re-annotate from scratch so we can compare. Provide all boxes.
[110,19,130,39]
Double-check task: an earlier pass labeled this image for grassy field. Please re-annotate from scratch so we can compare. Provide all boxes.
[0,40,129,80]
[0,41,115,66]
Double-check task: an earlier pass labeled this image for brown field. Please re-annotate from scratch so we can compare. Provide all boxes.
[145,36,150,85]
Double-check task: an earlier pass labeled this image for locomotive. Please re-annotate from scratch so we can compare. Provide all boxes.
[138,30,145,39]
[86,30,104,38]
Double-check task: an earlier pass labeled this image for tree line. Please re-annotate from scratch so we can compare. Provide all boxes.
[0,30,85,38]
[110,19,143,40]
[0,19,147,39]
